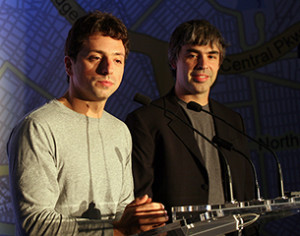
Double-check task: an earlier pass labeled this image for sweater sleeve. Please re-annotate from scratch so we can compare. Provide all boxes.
[7,117,115,236]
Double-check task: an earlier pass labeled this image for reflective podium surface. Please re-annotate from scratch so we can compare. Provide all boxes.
[136,196,300,236]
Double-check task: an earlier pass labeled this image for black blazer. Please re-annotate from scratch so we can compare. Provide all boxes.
[126,91,255,211]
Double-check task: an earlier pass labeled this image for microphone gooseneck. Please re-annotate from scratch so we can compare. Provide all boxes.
[212,136,262,201]
[133,93,237,204]
[187,101,286,199]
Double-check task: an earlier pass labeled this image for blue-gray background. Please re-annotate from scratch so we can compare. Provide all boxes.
[0,0,299,235]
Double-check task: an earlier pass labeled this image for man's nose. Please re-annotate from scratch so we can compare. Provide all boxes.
[97,57,113,75]
[195,57,208,70]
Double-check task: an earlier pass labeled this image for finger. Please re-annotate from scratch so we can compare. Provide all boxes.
[134,202,165,212]
[134,209,167,216]
[134,209,169,221]
[128,194,150,207]
[136,213,169,225]
[145,196,152,203]
[151,222,166,228]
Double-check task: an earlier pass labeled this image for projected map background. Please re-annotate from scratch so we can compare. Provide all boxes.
[0,0,299,235]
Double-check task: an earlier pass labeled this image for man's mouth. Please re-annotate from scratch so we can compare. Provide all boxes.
[192,73,209,82]
[96,80,114,87]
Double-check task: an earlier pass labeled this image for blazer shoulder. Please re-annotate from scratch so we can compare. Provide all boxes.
[128,95,173,116]
[210,99,241,118]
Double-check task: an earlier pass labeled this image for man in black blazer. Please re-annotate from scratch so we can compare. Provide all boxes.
[126,19,256,217]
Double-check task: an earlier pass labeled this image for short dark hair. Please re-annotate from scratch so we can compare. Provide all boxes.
[65,10,129,61]
[168,19,227,76]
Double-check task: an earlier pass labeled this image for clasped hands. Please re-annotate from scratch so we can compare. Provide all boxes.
[113,194,169,235]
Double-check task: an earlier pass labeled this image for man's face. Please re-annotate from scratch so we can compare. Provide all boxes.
[174,44,220,99]
[65,33,125,102]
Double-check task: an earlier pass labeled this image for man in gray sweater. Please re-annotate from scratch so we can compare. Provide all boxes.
[7,11,168,235]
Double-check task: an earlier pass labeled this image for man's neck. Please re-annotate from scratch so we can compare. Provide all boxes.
[58,92,105,118]
[175,93,209,106]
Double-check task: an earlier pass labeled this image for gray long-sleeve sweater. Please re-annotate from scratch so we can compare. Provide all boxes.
[7,100,134,235]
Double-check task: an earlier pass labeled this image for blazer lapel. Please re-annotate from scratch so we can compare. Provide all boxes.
[163,95,206,167]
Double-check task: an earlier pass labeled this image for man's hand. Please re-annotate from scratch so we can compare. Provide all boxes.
[113,195,168,235]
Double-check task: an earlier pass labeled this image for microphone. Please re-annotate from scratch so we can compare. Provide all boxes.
[187,101,286,199]
[133,93,237,203]
[212,136,262,201]
[134,93,152,106]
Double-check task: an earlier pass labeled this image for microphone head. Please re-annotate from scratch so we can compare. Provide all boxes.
[187,101,202,112]
[133,93,152,106]
[212,136,233,151]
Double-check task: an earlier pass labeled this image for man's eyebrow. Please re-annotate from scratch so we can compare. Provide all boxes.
[114,52,126,57]
[208,50,219,55]
[89,49,125,57]
[186,48,219,55]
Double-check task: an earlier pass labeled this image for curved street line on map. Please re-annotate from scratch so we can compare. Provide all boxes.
[0,61,54,100]
[130,0,163,31]
[0,61,54,178]
[208,0,255,50]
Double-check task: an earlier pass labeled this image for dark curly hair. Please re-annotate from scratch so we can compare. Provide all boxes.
[65,10,129,61]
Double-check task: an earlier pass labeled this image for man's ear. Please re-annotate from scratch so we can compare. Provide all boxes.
[64,56,73,77]
[170,60,177,70]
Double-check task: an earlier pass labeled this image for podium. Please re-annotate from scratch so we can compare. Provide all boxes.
[136,196,300,235]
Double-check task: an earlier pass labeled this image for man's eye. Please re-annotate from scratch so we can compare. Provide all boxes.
[88,56,101,61]
[187,54,197,59]
[208,55,218,59]
[115,59,123,64]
